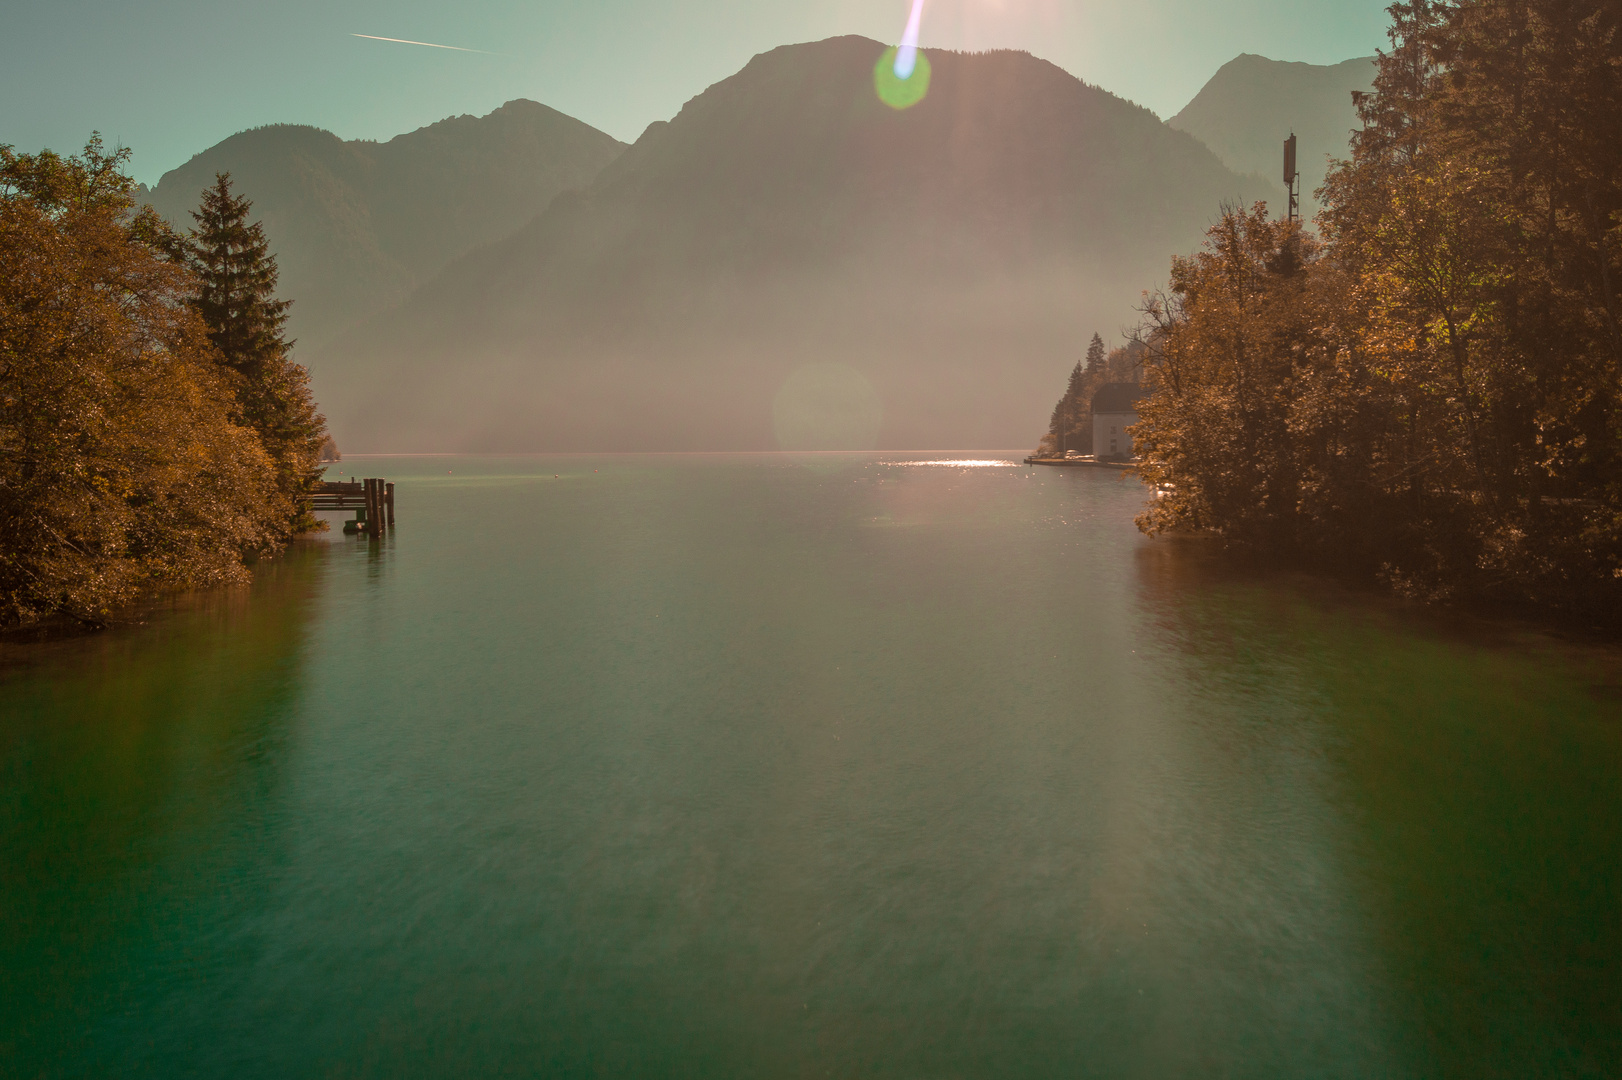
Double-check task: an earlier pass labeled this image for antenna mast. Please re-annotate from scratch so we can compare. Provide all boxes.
[1283,133,1300,225]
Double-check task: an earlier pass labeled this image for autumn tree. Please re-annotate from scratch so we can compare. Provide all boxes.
[183,175,327,535]
[1322,0,1622,603]
[1135,208,1336,546]
[0,138,283,626]
[1131,0,1622,618]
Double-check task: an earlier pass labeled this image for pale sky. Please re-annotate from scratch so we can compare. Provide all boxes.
[1,0,1391,185]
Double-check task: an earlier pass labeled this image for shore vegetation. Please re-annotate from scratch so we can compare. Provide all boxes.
[1036,334,1143,457]
[1128,0,1622,620]
[0,138,325,627]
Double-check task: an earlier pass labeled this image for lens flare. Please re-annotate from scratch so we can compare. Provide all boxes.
[874,47,931,110]
[874,0,931,109]
[895,0,925,78]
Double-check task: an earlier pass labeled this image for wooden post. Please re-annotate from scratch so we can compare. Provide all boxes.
[385,482,395,527]
[365,478,380,536]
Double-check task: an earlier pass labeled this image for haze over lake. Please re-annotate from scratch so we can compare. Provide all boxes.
[5,456,1619,1077]
[8,0,1622,1070]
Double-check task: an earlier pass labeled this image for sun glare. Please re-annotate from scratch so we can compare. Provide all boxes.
[895,0,926,77]
[896,459,1019,467]
[875,0,931,109]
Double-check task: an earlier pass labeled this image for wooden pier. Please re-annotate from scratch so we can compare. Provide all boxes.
[1022,456,1136,469]
[314,479,394,536]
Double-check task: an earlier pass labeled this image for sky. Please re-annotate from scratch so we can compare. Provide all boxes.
[1,0,1392,186]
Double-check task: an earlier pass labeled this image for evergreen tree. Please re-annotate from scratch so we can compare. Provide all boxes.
[1049,360,1087,453]
[1,139,283,625]
[185,174,327,534]
[1084,332,1106,375]
[1040,334,1108,455]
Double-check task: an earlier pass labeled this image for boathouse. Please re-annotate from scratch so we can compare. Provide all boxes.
[1091,382,1145,461]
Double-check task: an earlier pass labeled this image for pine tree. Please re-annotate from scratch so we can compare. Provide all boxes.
[1084,332,1106,375]
[185,174,327,535]
[1043,334,1107,455]
[1,140,283,625]
[1049,361,1086,453]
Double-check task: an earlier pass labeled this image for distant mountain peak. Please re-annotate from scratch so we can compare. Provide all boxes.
[142,102,626,347]
[1167,53,1376,209]
[318,35,1276,453]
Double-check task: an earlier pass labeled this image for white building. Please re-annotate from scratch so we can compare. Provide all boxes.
[1091,382,1145,461]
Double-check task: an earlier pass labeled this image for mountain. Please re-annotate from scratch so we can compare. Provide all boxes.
[318,36,1276,452]
[141,101,626,346]
[1168,54,1376,214]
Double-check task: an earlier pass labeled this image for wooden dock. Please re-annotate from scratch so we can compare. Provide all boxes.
[314,479,394,536]
[1023,456,1136,469]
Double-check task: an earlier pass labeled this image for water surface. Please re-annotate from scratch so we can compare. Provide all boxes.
[3,454,1620,1077]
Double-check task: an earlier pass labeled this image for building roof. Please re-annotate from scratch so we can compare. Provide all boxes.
[1091,382,1146,414]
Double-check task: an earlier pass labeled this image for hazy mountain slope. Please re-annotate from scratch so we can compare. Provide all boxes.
[1168,54,1375,213]
[142,101,625,345]
[324,36,1277,452]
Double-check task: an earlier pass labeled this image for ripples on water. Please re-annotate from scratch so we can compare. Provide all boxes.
[2,455,1619,1078]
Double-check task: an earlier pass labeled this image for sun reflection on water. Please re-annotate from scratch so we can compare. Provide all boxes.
[894,459,1020,467]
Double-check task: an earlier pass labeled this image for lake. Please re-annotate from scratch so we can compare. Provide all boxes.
[3,454,1620,1078]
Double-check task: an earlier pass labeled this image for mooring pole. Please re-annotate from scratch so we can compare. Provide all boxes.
[385,482,395,527]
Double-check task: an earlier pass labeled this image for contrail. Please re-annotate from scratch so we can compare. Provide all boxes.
[351,33,498,55]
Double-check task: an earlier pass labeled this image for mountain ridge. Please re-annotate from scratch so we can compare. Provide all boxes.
[141,101,626,346]
[1167,53,1376,212]
[317,36,1278,452]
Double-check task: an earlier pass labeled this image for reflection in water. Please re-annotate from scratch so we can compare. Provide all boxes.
[897,459,1021,467]
[0,547,326,1072]
[2,458,1619,1078]
[1135,538,1622,1076]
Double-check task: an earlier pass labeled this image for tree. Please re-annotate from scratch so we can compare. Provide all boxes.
[1037,333,1145,457]
[1135,207,1330,548]
[1051,360,1088,454]
[1084,332,1106,375]
[0,138,283,626]
[1323,0,1622,603]
[1130,0,1622,619]
[1040,333,1104,455]
[184,174,327,535]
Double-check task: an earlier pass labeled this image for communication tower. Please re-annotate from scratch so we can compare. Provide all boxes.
[1283,133,1300,225]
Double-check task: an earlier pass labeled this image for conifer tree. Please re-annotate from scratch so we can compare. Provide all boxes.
[1084,332,1106,375]
[1,140,282,625]
[1042,334,1105,455]
[185,174,326,534]
[1050,360,1086,454]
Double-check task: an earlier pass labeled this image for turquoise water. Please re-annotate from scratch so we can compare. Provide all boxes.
[3,454,1620,1078]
